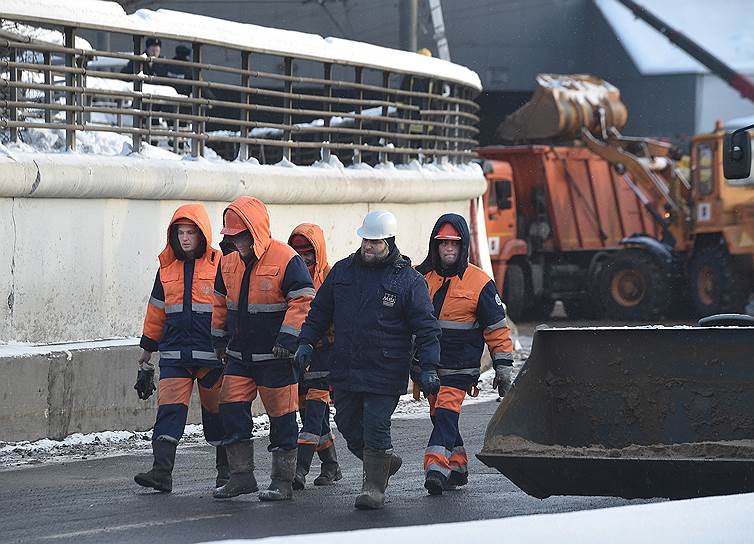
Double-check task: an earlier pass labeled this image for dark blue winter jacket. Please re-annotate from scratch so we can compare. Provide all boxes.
[298,246,441,396]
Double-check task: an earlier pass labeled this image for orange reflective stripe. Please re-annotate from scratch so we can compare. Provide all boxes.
[423,449,451,472]
[305,388,330,403]
[158,378,193,406]
[435,386,465,413]
[258,384,298,417]
[315,437,334,451]
[143,303,165,343]
[198,374,223,413]
[220,375,257,404]
[449,449,468,466]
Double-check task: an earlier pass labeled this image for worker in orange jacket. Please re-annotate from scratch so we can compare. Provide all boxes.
[415,213,514,495]
[212,197,314,502]
[134,203,225,493]
[288,224,342,490]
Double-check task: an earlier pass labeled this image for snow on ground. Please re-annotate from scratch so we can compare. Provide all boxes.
[204,492,754,544]
[0,416,271,470]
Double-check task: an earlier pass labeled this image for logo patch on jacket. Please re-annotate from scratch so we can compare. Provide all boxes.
[382,292,397,308]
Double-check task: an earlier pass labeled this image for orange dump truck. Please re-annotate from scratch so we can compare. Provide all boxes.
[479,74,754,321]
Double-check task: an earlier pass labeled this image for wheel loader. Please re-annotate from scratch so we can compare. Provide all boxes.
[479,74,754,321]
[478,316,754,499]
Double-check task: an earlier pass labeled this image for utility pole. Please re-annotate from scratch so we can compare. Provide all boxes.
[399,0,418,52]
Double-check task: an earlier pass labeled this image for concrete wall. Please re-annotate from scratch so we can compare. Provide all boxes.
[0,153,484,344]
[0,153,485,441]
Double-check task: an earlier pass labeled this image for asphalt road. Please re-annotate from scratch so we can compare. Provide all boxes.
[0,399,657,544]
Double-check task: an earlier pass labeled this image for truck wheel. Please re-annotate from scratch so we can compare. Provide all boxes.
[689,245,747,316]
[598,249,670,320]
[502,263,526,322]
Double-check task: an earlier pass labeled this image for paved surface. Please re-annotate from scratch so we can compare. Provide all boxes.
[0,400,656,543]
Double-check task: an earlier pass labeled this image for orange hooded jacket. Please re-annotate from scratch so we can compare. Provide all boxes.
[212,197,315,360]
[141,204,222,368]
[288,223,331,289]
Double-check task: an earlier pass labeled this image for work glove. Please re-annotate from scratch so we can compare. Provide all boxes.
[420,366,441,396]
[294,344,314,377]
[272,344,293,359]
[134,368,156,400]
[137,349,155,371]
[214,341,227,364]
[492,364,514,397]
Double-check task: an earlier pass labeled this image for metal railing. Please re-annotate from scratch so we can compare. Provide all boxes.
[0,18,480,166]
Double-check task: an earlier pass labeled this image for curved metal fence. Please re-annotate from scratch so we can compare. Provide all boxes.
[0,14,480,166]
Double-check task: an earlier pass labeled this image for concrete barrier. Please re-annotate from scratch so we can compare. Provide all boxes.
[0,340,270,442]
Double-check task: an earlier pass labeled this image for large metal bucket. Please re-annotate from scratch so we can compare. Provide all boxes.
[495,74,628,142]
[477,326,754,499]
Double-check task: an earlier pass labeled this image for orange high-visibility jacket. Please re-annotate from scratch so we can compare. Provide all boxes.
[424,264,513,370]
[141,204,222,368]
[212,197,314,361]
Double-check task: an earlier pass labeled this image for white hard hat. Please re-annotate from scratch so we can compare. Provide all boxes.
[356,210,398,240]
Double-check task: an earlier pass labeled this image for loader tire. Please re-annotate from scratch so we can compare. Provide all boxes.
[502,263,526,322]
[598,249,670,321]
[689,245,747,316]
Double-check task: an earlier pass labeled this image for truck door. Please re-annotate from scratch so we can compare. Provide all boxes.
[484,161,517,260]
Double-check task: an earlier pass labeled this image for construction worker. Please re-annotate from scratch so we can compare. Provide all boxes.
[288,224,342,489]
[415,213,514,495]
[212,196,314,502]
[133,203,225,493]
[295,210,441,510]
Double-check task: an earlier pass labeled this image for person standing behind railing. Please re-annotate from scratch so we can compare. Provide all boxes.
[121,37,167,77]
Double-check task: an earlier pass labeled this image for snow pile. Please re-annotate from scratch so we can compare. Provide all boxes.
[0,417,270,469]
[595,0,754,75]
[204,492,754,544]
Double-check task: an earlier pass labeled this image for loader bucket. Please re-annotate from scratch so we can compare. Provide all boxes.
[496,74,628,143]
[477,326,754,499]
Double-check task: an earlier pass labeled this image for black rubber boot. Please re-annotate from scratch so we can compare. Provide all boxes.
[293,443,316,491]
[134,437,177,493]
[448,470,468,487]
[313,443,343,486]
[213,440,259,499]
[259,449,297,501]
[354,448,393,510]
[215,446,230,488]
[424,469,448,496]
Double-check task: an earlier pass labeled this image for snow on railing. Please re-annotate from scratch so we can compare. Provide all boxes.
[0,1,481,166]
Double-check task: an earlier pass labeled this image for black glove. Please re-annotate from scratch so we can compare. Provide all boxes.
[420,366,441,395]
[134,368,156,400]
[492,364,514,397]
[294,344,314,377]
[272,344,293,359]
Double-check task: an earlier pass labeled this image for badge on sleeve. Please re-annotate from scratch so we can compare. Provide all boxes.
[495,294,504,306]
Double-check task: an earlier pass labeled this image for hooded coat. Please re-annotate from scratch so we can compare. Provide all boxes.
[299,244,441,396]
[212,197,314,361]
[417,213,513,371]
[141,204,222,368]
[288,223,331,290]
[289,223,334,376]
